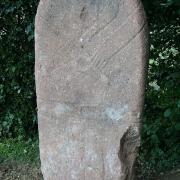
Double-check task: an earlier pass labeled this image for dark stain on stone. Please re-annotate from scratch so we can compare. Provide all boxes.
[54,29,59,37]
[80,6,88,21]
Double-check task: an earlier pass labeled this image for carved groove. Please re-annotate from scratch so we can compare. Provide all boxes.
[89,0,141,43]
[91,1,143,70]
[98,22,147,72]
[89,2,120,41]
[92,22,146,75]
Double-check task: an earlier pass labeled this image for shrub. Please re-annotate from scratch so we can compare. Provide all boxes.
[0,0,39,138]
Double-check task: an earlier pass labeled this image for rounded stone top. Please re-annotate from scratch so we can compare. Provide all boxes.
[35,0,148,109]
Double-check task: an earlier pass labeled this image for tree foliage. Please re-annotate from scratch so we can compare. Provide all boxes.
[0,0,38,138]
[137,0,180,177]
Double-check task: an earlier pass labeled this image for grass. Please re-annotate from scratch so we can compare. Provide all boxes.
[0,138,40,165]
[0,138,43,179]
[0,138,179,179]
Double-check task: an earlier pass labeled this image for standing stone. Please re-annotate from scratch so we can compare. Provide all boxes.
[35,0,149,179]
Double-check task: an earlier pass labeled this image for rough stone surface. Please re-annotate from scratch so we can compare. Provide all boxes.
[35,0,149,179]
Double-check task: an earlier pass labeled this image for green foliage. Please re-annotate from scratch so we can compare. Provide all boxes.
[0,138,40,164]
[0,0,39,138]
[137,0,180,178]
